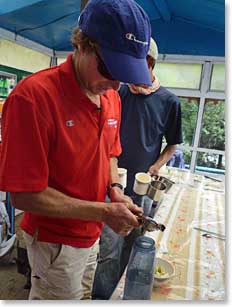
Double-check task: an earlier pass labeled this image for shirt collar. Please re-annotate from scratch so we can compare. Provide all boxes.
[59,53,113,113]
[59,53,87,102]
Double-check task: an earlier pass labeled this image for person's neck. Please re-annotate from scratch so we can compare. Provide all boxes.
[72,54,100,106]
[149,67,155,83]
[86,92,101,106]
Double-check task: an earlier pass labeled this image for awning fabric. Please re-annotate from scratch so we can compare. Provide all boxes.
[0,0,225,56]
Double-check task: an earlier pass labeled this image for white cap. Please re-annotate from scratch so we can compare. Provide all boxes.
[148,37,159,60]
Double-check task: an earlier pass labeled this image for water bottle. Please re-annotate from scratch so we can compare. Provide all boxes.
[123,236,155,300]
[0,78,4,96]
[3,78,9,97]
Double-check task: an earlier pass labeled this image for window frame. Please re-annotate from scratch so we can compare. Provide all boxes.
[157,55,225,178]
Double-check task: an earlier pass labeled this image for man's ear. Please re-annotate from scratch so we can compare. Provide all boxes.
[147,56,155,70]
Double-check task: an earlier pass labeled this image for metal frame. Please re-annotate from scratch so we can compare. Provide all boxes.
[0,28,53,56]
[158,54,225,63]
[0,71,17,81]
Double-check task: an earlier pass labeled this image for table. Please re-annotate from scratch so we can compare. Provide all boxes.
[112,169,225,301]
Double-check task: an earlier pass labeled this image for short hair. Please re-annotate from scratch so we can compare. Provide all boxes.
[71,27,95,52]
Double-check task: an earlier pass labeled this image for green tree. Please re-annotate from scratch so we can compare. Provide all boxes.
[200,100,225,151]
[179,97,199,146]
[200,100,225,168]
[180,98,225,169]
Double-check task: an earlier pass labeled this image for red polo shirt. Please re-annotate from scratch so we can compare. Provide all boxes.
[0,54,121,247]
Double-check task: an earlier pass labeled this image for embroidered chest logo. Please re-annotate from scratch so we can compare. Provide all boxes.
[107,118,118,128]
[66,120,74,127]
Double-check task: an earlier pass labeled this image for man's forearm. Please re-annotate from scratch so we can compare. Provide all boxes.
[154,144,176,169]
[10,157,123,222]
[10,187,106,221]
[149,145,176,175]
[9,156,139,233]
[109,156,120,185]
[10,185,143,235]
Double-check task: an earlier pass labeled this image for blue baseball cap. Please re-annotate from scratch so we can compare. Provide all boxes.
[78,0,152,86]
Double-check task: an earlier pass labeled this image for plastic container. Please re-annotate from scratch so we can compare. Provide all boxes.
[142,196,153,216]
[118,167,127,189]
[123,236,156,300]
[133,172,151,195]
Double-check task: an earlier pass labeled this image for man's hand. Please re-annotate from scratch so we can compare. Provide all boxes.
[103,201,143,236]
[148,164,160,176]
[148,145,177,176]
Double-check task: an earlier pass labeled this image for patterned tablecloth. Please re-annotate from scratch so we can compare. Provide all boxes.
[111,169,225,301]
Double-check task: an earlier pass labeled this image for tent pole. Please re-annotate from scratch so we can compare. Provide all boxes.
[50,50,57,67]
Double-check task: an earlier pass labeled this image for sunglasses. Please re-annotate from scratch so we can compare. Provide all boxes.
[94,49,115,81]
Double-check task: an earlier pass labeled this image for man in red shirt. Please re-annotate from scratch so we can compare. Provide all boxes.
[0,0,151,300]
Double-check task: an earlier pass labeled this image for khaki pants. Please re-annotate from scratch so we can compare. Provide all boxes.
[23,232,99,300]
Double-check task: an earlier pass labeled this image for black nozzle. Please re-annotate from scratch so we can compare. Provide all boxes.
[159,224,166,232]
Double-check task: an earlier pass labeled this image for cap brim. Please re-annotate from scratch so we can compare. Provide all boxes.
[99,46,152,86]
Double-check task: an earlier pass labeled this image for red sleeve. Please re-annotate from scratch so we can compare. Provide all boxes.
[0,94,50,192]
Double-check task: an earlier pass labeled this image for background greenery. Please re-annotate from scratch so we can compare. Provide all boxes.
[180,98,225,170]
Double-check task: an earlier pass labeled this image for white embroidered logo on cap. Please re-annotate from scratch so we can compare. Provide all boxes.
[126,33,148,46]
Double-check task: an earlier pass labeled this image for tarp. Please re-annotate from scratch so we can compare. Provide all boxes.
[0,0,225,56]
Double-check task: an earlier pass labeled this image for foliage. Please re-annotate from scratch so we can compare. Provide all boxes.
[183,150,191,164]
[180,98,225,169]
[200,101,225,150]
[180,98,199,146]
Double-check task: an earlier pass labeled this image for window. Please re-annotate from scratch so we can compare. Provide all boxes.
[182,149,192,167]
[163,59,225,177]
[199,99,225,150]
[196,152,225,173]
[57,58,66,65]
[179,97,199,146]
[210,64,225,91]
[155,63,202,89]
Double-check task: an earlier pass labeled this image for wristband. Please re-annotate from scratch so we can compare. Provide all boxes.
[109,182,124,191]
